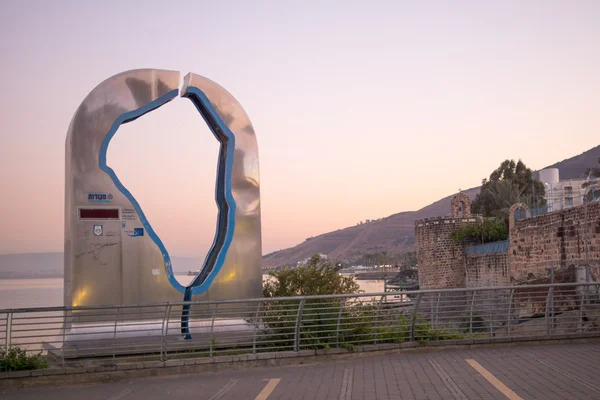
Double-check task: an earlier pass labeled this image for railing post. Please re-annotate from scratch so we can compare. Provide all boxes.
[252,301,262,354]
[410,293,423,342]
[112,307,120,361]
[545,286,554,336]
[210,305,218,357]
[294,300,305,352]
[5,312,11,349]
[469,291,475,335]
[435,292,441,328]
[161,305,172,361]
[507,289,515,337]
[61,310,68,367]
[373,296,384,344]
[335,299,346,347]
[488,291,494,337]
[578,289,586,333]
[429,295,434,327]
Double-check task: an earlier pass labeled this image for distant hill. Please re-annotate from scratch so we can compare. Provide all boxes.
[264,145,600,267]
[263,187,480,267]
[0,252,63,279]
[0,253,202,279]
[542,145,600,180]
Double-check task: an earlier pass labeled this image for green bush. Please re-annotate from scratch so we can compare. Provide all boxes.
[257,253,480,351]
[451,218,507,243]
[0,346,48,372]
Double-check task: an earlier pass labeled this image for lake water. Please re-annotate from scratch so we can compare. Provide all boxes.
[0,276,385,309]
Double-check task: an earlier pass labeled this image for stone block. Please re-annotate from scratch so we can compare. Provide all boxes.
[164,360,184,367]
[297,349,316,357]
[275,351,299,359]
[8,370,32,378]
[360,344,382,352]
[213,355,233,363]
[400,341,419,348]
[142,361,164,369]
[65,367,86,375]
[95,366,117,372]
[117,363,137,371]
[42,368,66,376]
[257,352,276,360]
[372,343,400,351]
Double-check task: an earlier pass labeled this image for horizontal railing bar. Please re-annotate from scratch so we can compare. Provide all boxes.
[2,282,597,314]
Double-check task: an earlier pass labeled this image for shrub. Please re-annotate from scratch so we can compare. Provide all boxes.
[0,346,48,371]
[451,218,507,243]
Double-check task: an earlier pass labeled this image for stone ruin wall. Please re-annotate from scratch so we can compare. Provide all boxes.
[415,193,482,289]
[465,253,510,288]
[510,201,600,283]
[416,195,600,289]
[415,195,600,334]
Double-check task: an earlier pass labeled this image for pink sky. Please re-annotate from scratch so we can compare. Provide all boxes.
[1,1,599,259]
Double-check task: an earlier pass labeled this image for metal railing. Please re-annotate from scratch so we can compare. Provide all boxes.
[514,192,599,223]
[2,282,600,370]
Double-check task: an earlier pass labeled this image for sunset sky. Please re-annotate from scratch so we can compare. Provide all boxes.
[1,1,599,259]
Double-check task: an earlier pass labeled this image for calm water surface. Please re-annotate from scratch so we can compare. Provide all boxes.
[0,276,385,309]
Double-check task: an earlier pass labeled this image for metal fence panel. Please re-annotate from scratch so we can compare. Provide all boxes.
[1,282,600,370]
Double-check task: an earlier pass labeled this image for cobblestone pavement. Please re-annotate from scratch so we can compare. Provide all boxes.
[5,343,600,400]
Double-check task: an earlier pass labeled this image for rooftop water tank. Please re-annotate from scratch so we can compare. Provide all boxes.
[539,168,559,185]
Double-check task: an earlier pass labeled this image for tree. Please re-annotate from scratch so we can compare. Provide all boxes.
[471,159,546,222]
[263,254,360,297]
[582,157,600,202]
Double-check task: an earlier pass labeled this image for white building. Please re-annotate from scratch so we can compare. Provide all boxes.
[538,168,587,211]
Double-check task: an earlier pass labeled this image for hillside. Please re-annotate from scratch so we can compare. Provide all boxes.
[264,145,600,267]
[262,187,480,267]
[542,145,600,180]
[0,252,63,279]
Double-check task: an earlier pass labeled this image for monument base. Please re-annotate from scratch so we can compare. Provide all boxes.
[44,319,259,360]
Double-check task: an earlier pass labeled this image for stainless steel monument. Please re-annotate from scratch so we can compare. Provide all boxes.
[64,69,262,308]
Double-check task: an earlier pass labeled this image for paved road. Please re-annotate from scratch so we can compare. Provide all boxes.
[4,343,600,400]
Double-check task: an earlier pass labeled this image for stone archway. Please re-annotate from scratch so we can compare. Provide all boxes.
[508,202,529,235]
[451,192,471,218]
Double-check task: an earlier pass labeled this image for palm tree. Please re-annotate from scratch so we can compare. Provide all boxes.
[488,179,527,222]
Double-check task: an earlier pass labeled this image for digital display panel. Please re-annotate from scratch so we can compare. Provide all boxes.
[79,208,120,220]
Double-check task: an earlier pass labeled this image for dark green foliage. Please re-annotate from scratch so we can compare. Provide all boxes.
[0,346,48,371]
[263,254,360,297]
[258,256,474,351]
[451,219,508,243]
[260,255,360,349]
[471,159,546,222]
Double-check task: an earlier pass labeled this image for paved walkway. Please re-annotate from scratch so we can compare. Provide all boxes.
[4,343,600,400]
